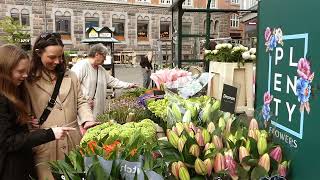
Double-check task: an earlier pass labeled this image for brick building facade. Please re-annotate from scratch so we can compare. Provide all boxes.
[0,0,244,61]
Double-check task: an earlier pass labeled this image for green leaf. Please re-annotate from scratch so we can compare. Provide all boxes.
[251,166,268,180]
[237,166,249,179]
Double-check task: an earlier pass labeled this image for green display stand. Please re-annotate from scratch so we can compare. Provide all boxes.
[256,0,320,179]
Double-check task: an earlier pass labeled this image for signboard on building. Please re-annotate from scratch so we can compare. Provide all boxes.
[256,0,320,179]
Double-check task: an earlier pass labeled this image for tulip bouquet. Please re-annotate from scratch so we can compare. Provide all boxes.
[150,68,192,90]
[204,43,256,65]
[160,117,290,180]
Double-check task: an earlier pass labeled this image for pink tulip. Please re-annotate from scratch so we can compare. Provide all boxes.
[269,146,282,163]
[225,153,238,180]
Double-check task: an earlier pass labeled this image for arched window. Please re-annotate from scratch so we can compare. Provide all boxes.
[230,14,239,28]
[137,16,149,42]
[20,9,30,26]
[112,14,125,41]
[85,12,99,29]
[55,10,71,40]
[10,8,20,22]
[160,17,171,39]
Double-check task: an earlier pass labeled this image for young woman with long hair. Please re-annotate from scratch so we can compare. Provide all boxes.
[0,44,75,180]
[25,33,98,179]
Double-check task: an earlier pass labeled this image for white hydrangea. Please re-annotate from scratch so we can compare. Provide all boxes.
[242,51,251,60]
[215,44,222,50]
[227,43,232,49]
[250,54,256,60]
[213,50,219,54]
[205,50,211,54]
[249,48,256,55]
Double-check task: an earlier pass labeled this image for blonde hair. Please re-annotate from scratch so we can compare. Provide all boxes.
[0,44,30,124]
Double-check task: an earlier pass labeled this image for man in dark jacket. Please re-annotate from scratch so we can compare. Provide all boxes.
[140,53,153,88]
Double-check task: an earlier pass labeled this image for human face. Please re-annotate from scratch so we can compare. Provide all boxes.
[94,52,106,66]
[11,58,30,86]
[40,45,64,71]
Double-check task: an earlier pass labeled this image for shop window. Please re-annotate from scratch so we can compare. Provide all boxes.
[183,0,192,6]
[160,0,171,4]
[85,12,99,29]
[137,19,149,42]
[55,11,71,40]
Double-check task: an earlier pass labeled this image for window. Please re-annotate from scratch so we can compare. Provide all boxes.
[160,0,171,4]
[137,16,149,42]
[231,0,239,4]
[55,11,71,40]
[183,0,192,6]
[182,22,191,34]
[210,0,216,8]
[21,9,30,26]
[137,0,150,3]
[85,12,99,29]
[230,14,239,28]
[112,14,125,41]
[10,8,20,22]
[160,17,170,39]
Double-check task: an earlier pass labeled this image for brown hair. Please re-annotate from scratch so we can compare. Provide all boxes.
[0,44,30,124]
[28,32,66,83]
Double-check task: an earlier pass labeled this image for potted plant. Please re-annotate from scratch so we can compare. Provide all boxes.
[205,43,256,116]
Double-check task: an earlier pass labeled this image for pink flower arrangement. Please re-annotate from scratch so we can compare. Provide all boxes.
[150,68,192,89]
[297,58,314,81]
[264,91,273,105]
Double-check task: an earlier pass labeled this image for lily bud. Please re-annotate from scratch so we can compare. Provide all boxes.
[248,130,258,141]
[249,118,259,130]
[188,131,195,138]
[213,153,225,173]
[204,143,215,151]
[239,146,250,171]
[189,122,197,132]
[189,144,200,157]
[212,135,223,150]
[270,146,282,163]
[171,162,179,178]
[176,122,184,136]
[168,129,179,148]
[257,135,267,155]
[207,122,215,134]
[258,153,270,172]
[195,158,207,175]
[178,137,187,152]
[278,161,288,177]
[218,117,226,130]
[178,166,190,180]
[225,118,233,135]
[204,158,213,176]
[202,129,211,144]
[245,139,251,153]
[195,129,205,146]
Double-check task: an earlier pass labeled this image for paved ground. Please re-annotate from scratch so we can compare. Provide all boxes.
[113,64,144,97]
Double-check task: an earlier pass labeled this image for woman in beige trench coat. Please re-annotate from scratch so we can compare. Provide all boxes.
[25,33,97,180]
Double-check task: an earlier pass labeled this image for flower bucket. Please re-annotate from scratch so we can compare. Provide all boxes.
[207,61,255,116]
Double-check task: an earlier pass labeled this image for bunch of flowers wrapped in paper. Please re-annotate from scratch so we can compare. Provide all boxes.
[160,116,290,180]
[150,68,192,89]
[205,43,256,65]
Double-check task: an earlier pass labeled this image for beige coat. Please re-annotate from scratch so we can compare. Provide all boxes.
[25,70,94,180]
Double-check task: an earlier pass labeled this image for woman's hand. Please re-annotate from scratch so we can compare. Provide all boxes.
[80,121,101,135]
[30,116,40,128]
[52,127,76,140]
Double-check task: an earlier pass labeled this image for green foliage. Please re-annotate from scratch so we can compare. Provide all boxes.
[0,16,30,45]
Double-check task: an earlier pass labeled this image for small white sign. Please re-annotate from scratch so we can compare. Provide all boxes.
[100,33,111,38]
[104,56,112,65]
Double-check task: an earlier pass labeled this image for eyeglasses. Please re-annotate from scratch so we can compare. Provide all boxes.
[40,32,61,40]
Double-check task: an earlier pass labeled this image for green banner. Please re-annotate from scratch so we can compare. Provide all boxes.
[256,0,320,179]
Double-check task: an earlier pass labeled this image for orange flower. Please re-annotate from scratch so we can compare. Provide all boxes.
[88,141,97,153]
[103,144,117,155]
[113,140,121,146]
[130,148,137,156]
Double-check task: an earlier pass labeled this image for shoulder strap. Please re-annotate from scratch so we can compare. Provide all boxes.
[91,68,99,99]
[39,71,65,125]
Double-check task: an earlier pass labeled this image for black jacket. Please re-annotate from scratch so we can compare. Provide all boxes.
[140,56,153,70]
[0,95,55,180]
